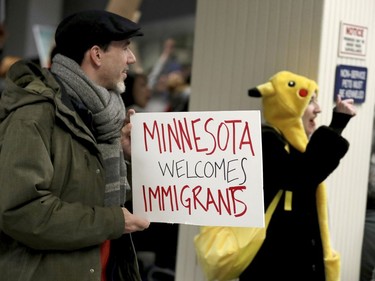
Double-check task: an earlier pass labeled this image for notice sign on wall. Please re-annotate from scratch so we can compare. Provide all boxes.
[131,111,264,227]
[338,22,367,59]
[334,64,367,103]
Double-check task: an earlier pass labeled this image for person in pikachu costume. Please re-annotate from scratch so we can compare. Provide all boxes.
[240,71,357,281]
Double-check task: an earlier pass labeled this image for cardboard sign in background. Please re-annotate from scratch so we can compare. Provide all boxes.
[131,111,264,227]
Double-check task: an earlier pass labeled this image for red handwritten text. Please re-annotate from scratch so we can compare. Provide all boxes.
[143,117,255,155]
[142,184,248,217]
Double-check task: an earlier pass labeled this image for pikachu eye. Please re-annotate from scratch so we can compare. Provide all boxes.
[288,81,296,87]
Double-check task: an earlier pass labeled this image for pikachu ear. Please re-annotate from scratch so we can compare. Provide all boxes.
[248,87,261,97]
[248,81,275,98]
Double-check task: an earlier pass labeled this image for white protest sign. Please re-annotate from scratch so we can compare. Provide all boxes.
[131,111,264,227]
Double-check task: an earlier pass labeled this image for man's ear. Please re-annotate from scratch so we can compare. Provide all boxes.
[89,45,102,66]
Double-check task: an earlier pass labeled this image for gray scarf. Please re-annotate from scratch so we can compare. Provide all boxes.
[51,54,129,207]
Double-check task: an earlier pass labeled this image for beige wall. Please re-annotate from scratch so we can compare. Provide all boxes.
[176,0,375,280]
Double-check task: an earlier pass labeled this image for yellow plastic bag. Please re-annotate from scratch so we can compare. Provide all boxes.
[194,190,283,281]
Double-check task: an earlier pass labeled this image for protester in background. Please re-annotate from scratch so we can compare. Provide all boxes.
[0,10,149,281]
[121,72,152,112]
[147,38,178,89]
[165,69,190,112]
[121,72,151,189]
[241,71,356,281]
[145,38,180,112]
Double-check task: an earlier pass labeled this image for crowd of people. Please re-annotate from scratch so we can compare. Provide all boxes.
[0,6,372,281]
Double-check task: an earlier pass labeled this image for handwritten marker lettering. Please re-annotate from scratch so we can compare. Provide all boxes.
[142,118,255,155]
[142,184,247,217]
[132,111,264,227]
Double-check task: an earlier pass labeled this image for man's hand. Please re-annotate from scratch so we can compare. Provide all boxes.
[121,109,135,161]
[122,207,150,233]
[335,95,357,117]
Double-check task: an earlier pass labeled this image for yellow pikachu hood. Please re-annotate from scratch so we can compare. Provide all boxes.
[248,71,318,152]
[248,71,340,281]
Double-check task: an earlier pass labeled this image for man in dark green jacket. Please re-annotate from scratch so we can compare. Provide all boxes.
[0,10,150,281]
